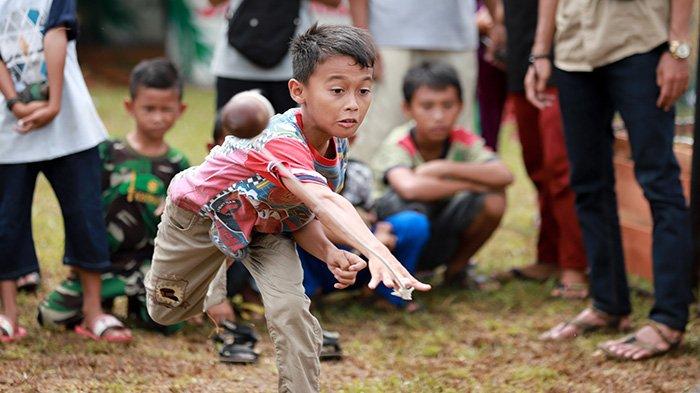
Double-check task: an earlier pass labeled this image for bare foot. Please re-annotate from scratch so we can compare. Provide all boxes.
[540,308,631,341]
[598,323,682,361]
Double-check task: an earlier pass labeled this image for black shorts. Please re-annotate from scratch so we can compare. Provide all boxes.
[417,192,485,270]
[375,191,485,270]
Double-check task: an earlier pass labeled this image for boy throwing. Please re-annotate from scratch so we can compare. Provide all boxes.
[146,25,430,392]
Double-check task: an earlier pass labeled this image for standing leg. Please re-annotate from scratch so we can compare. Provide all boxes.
[41,147,118,337]
[538,88,588,296]
[0,161,40,335]
[555,68,628,317]
[240,234,322,393]
[477,47,508,150]
[606,48,693,332]
[511,92,560,268]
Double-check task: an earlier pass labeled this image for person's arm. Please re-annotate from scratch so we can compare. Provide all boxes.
[0,59,48,120]
[348,0,369,29]
[15,27,68,132]
[524,0,558,109]
[386,167,491,202]
[482,0,506,69]
[283,178,431,292]
[656,0,693,111]
[293,219,366,289]
[414,159,513,189]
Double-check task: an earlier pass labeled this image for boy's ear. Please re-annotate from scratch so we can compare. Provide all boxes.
[401,100,412,118]
[288,79,305,105]
[177,102,188,116]
[124,98,134,114]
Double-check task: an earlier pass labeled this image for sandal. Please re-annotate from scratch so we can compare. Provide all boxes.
[491,263,558,284]
[0,314,27,343]
[598,323,682,361]
[17,272,41,293]
[320,330,343,361]
[540,308,630,341]
[214,320,260,364]
[550,282,589,300]
[74,314,132,343]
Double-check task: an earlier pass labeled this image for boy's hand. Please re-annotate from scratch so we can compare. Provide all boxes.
[16,104,59,133]
[325,249,366,289]
[11,101,48,120]
[367,253,431,292]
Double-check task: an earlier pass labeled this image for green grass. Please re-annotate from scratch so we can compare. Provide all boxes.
[2,83,699,392]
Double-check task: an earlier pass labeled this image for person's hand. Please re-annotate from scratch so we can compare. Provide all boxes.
[325,248,367,289]
[367,252,431,292]
[656,52,690,111]
[524,58,555,109]
[414,159,448,177]
[373,221,397,250]
[11,101,48,120]
[484,22,507,71]
[16,104,59,133]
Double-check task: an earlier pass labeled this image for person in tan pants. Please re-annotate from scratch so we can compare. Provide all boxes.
[145,25,430,392]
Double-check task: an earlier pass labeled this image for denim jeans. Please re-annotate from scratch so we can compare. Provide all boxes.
[555,46,694,331]
[0,146,110,280]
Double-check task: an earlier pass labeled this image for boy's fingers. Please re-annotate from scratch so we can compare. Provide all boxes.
[334,282,349,289]
[382,275,395,289]
[410,280,432,292]
[368,275,381,289]
[349,260,367,271]
[332,267,357,280]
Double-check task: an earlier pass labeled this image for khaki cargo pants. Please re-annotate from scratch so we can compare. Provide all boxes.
[145,199,322,393]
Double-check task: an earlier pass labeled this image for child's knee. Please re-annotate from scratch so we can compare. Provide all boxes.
[264,294,311,328]
[145,272,203,325]
[481,193,506,221]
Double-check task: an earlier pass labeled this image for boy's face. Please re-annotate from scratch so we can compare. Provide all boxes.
[125,87,186,140]
[289,55,373,139]
[403,85,462,144]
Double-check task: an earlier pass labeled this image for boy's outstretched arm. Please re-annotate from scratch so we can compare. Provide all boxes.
[292,219,367,289]
[16,27,68,132]
[282,177,431,293]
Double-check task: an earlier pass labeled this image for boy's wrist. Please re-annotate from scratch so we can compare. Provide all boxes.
[5,97,20,112]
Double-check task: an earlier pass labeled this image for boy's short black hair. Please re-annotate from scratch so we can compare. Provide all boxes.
[129,58,184,99]
[290,24,377,83]
[402,61,462,103]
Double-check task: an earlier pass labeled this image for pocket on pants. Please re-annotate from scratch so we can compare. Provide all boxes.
[166,207,199,232]
[148,274,189,308]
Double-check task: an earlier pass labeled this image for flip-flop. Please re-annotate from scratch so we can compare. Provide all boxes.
[75,314,132,344]
[540,308,630,341]
[0,314,27,343]
[550,282,589,300]
[598,323,682,361]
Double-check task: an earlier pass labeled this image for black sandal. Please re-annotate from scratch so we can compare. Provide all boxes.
[320,330,343,361]
[214,320,260,364]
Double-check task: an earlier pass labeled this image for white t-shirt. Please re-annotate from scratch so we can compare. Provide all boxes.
[368,0,478,52]
[210,0,313,81]
[0,0,107,164]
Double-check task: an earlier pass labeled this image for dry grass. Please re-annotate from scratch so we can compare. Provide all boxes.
[2,84,698,393]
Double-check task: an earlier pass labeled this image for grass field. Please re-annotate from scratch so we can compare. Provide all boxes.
[2,84,699,392]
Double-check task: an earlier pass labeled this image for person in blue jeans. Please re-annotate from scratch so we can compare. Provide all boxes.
[298,157,430,312]
[525,0,694,361]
